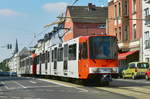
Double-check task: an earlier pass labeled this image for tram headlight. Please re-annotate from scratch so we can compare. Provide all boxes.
[112,68,119,73]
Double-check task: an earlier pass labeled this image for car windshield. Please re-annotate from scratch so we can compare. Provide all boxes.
[89,36,118,59]
[137,63,149,68]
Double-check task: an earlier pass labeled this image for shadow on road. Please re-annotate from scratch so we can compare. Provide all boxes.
[0,76,32,82]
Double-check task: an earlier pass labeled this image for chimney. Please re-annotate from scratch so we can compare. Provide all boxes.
[88,3,96,11]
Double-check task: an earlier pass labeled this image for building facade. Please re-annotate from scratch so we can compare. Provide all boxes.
[108,0,142,66]
[8,53,20,74]
[142,0,150,63]
[63,3,108,41]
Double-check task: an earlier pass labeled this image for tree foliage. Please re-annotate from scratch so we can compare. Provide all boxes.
[0,60,10,72]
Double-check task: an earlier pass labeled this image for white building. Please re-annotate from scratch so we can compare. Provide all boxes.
[8,53,20,74]
[142,0,150,62]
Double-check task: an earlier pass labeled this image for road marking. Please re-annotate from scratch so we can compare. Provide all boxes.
[26,86,60,88]
[115,79,150,84]
[1,81,9,90]
[39,79,72,88]
[74,87,89,92]
[13,81,26,88]
[0,96,47,99]
[29,81,37,84]
[96,87,150,99]
[11,97,21,99]
[39,79,88,92]
[120,86,150,94]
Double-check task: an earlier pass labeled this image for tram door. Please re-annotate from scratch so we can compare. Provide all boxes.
[79,41,89,78]
[63,44,68,75]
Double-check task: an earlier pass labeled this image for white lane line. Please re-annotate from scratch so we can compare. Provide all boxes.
[26,86,60,88]
[1,81,9,90]
[74,87,89,92]
[11,97,21,99]
[13,81,26,88]
[29,81,37,84]
[0,96,7,98]
[39,79,72,88]
[39,79,88,92]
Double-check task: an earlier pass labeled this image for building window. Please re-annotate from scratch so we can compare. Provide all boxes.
[145,31,150,40]
[144,8,149,17]
[118,3,121,18]
[146,58,150,63]
[119,27,122,41]
[114,5,117,19]
[124,25,128,41]
[124,1,128,16]
[133,0,136,14]
[115,28,118,40]
[145,39,150,49]
[133,24,136,40]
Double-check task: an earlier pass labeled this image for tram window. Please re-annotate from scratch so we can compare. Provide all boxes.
[41,53,45,63]
[54,48,57,61]
[47,51,50,62]
[52,50,54,62]
[30,58,32,65]
[39,54,42,63]
[58,48,63,61]
[79,42,88,59]
[45,51,49,62]
[64,60,68,70]
[36,56,39,64]
[64,44,68,60]
[69,44,77,60]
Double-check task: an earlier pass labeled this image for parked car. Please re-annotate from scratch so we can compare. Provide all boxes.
[122,62,149,79]
[145,69,150,80]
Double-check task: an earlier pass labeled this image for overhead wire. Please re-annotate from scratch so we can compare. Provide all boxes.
[27,27,50,47]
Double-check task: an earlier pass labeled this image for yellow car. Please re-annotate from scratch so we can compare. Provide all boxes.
[122,62,149,79]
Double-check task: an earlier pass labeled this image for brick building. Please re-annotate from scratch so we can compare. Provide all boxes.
[108,0,142,66]
[63,3,108,41]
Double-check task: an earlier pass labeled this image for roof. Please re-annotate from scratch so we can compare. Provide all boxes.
[67,6,108,23]
[118,50,138,60]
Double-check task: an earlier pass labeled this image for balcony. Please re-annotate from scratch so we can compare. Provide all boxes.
[145,40,150,49]
[145,0,150,3]
[145,15,150,21]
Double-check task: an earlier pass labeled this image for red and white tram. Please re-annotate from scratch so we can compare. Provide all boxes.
[20,35,118,85]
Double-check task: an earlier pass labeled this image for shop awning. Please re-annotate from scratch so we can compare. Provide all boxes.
[118,50,138,60]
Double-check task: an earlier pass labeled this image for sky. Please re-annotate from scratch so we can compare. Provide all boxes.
[0,0,108,62]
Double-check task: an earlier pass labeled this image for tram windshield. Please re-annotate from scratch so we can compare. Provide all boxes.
[89,36,118,59]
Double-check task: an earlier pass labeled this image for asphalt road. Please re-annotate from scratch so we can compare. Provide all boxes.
[0,76,150,99]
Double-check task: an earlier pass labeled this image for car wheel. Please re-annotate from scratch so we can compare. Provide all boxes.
[132,75,136,80]
[122,74,126,79]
